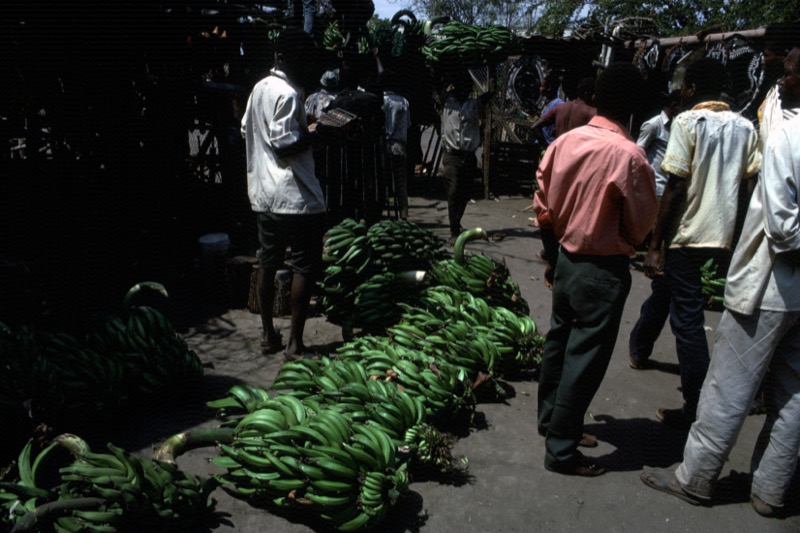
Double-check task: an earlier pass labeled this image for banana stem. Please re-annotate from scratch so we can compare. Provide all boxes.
[11,498,104,533]
[154,428,235,465]
[453,228,489,265]
[54,433,92,458]
[394,271,427,284]
[123,281,169,308]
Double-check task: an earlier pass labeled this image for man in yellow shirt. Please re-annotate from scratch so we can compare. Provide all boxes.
[630,58,761,427]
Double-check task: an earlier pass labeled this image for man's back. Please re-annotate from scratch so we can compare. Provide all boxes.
[555,99,596,137]
[535,116,656,257]
[662,104,760,249]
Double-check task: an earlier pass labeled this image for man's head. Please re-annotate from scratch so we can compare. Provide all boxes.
[576,77,595,104]
[320,69,340,91]
[664,89,682,119]
[594,63,645,126]
[540,73,561,100]
[778,47,800,109]
[275,26,318,87]
[681,58,726,105]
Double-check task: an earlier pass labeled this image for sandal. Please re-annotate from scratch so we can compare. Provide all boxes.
[639,468,707,505]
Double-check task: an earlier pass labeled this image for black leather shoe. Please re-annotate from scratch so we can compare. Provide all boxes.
[546,453,606,477]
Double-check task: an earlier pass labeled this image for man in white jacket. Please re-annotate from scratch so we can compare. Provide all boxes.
[241,27,326,360]
[640,45,800,518]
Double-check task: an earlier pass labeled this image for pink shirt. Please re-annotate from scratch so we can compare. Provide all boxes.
[534,115,657,256]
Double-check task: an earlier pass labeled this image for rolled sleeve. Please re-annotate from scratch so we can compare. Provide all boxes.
[743,128,762,178]
[762,128,800,253]
[622,157,658,244]
[533,149,554,228]
[661,117,692,179]
[269,93,303,150]
[636,120,656,150]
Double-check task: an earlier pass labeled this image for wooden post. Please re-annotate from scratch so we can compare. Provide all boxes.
[482,81,494,200]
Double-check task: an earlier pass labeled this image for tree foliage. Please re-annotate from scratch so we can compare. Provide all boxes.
[410,0,800,36]
[531,0,800,37]
[409,0,539,27]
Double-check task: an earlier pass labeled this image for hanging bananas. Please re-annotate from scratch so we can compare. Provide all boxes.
[422,21,517,67]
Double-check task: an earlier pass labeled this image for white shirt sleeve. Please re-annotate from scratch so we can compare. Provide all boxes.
[269,92,303,150]
[762,120,800,254]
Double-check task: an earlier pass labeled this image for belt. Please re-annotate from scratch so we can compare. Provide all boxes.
[445,147,473,157]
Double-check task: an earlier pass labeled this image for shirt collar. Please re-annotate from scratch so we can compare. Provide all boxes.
[270,67,303,95]
[692,101,730,112]
[660,110,670,125]
[587,115,634,141]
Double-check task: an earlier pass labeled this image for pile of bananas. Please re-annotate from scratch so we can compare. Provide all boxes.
[0,299,202,432]
[421,21,516,67]
[413,286,542,372]
[213,404,410,531]
[29,330,129,425]
[428,229,530,317]
[321,218,445,333]
[88,305,204,398]
[1,435,220,533]
[192,226,540,531]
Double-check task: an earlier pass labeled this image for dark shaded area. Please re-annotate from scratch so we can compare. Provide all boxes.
[586,414,689,471]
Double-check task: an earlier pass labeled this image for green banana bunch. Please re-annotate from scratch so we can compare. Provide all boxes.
[2,435,220,533]
[29,330,128,427]
[422,21,517,67]
[429,255,530,317]
[323,20,347,51]
[403,423,459,471]
[90,305,203,400]
[0,440,57,529]
[700,258,726,305]
[216,407,410,530]
[322,219,442,333]
[206,383,274,419]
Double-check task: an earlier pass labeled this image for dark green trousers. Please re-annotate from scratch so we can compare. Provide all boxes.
[537,250,631,470]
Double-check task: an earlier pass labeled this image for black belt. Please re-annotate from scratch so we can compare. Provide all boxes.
[445,147,473,157]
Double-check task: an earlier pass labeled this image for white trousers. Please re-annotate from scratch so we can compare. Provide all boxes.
[675,309,800,507]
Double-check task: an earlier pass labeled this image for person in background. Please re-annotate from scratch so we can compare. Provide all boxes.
[327,64,385,225]
[637,90,683,201]
[631,58,761,428]
[534,63,656,476]
[532,76,596,140]
[241,27,326,360]
[532,73,564,148]
[439,73,492,243]
[756,22,797,147]
[289,0,316,35]
[380,69,411,220]
[305,69,341,120]
[640,46,800,518]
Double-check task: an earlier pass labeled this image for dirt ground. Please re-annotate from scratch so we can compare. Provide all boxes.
[119,179,800,532]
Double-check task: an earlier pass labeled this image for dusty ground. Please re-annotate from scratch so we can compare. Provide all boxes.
[116,180,800,532]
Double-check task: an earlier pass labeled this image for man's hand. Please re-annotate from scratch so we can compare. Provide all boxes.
[643,249,663,279]
[544,263,554,290]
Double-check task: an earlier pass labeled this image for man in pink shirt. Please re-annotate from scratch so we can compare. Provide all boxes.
[534,63,657,476]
